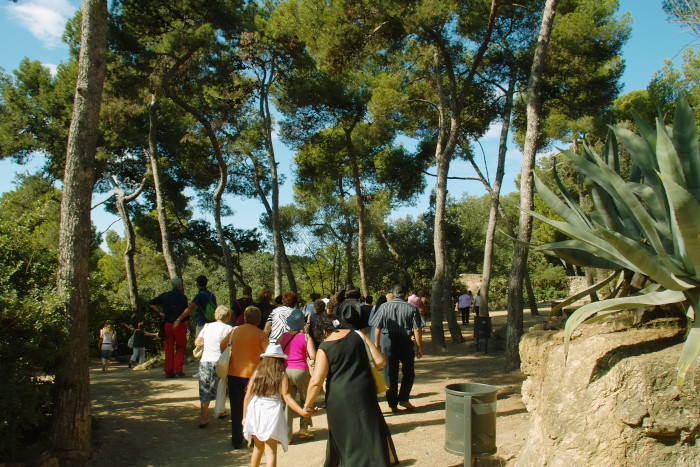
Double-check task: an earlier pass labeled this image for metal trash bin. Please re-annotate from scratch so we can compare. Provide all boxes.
[445,383,497,461]
[474,316,493,353]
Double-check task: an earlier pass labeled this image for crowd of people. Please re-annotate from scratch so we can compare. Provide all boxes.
[102,277,437,466]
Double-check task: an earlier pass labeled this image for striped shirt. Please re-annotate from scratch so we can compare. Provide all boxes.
[369,298,425,336]
[267,306,293,344]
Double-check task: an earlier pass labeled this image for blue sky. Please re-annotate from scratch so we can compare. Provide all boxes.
[0,0,695,251]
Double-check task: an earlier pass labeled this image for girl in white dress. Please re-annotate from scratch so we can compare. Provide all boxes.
[242,344,312,467]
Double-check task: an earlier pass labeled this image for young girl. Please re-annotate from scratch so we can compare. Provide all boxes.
[98,321,117,372]
[242,344,314,467]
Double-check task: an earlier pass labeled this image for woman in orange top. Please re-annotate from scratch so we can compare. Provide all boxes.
[220,306,269,449]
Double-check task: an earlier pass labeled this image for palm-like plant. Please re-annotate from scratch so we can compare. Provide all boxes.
[530,97,700,387]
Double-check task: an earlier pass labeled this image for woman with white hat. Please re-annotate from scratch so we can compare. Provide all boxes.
[242,343,310,467]
[279,308,317,443]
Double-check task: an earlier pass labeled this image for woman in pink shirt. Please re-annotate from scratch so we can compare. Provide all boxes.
[279,308,317,443]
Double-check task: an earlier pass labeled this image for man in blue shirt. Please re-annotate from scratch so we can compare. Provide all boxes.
[370,284,425,413]
[149,277,190,378]
[187,275,217,338]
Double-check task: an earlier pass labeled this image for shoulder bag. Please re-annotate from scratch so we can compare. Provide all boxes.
[216,326,236,379]
[355,330,389,394]
[192,323,208,359]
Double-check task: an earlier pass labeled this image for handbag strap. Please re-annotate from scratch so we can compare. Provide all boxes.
[227,326,236,347]
[281,332,298,353]
[354,330,374,366]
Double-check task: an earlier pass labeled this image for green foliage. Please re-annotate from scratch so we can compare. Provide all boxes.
[486,276,509,311]
[513,0,630,150]
[529,254,570,301]
[0,59,76,176]
[445,193,515,277]
[0,175,66,459]
[530,97,700,387]
[648,49,700,124]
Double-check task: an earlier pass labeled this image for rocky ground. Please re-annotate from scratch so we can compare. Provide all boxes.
[88,310,545,467]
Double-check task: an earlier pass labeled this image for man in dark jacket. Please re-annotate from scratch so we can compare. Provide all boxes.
[149,277,189,378]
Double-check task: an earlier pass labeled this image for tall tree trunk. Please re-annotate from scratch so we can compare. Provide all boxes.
[444,259,464,343]
[108,174,146,315]
[505,0,558,372]
[428,0,497,350]
[479,73,516,318]
[165,89,237,306]
[51,0,107,456]
[429,45,460,352]
[252,156,298,295]
[344,223,354,287]
[147,93,179,279]
[524,273,539,316]
[260,84,296,295]
[346,129,369,297]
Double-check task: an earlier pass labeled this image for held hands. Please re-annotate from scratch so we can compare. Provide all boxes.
[302,406,319,416]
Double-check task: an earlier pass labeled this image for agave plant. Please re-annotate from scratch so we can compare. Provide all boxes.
[529,97,700,388]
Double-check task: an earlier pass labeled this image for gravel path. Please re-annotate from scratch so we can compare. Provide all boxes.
[90,311,543,466]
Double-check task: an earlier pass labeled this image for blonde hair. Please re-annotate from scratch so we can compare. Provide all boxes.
[252,357,286,397]
[214,305,230,321]
[103,320,113,333]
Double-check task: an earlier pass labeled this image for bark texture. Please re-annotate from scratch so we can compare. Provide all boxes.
[506,0,558,371]
[147,93,179,279]
[51,0,108,456]
[109,174,146,315]
[479,73,516,318]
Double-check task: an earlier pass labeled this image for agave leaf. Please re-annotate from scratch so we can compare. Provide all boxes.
[596,228,693,291]
[551,270,621,316]
[672,96,700,203]
[658,174,700,279]
[533,240,623,269]
[590,186,642,240]
[676,326,700,388]
[628,183,671,240]
[655,119,686,187]
[581,149,685,276]
[526,210,640,271]
[533,174,591,228]
[676,288,700,388]
[552,159,592,228]
[631,110,657,151]
[611,126,659,182]
[563,289,687,349]
[602,129,620,173]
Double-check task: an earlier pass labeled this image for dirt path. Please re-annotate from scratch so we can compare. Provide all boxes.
[90,311,544,466]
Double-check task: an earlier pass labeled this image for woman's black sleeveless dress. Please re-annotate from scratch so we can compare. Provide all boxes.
[319,331,399,467]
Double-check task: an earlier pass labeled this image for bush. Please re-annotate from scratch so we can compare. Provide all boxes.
[530,257,569,302]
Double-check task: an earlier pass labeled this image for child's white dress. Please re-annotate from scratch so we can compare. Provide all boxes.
[243,394,289,452]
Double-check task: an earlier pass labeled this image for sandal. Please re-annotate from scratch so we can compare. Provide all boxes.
[297,431,315,439]
[218,412,229,419]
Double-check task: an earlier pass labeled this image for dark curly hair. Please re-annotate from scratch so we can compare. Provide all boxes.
[313,312,349,343]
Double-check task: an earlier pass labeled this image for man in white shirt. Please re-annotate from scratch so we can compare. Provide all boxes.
[457,290,472,326]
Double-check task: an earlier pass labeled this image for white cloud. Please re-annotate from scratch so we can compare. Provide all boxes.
[480,122,503,142]
[41,62,58,76]
[505,148,522,162]
[6,0,76,50]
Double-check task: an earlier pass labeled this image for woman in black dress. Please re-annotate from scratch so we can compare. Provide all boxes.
[303,313,398,466]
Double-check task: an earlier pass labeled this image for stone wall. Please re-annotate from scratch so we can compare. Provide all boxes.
[457,273,590,297]
[517,322,699,466]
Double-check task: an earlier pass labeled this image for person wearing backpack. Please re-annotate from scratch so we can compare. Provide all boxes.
[187,275,217,339]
